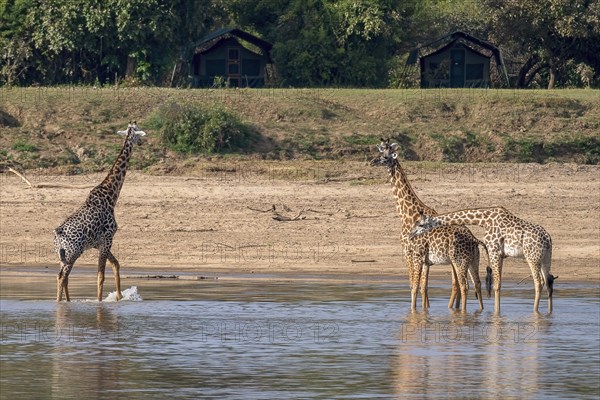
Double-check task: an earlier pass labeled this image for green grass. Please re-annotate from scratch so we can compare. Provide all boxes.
[11,140,38,153]
[545,135,600,164]
[504,135,600,164]
[429,130,482,162]
[0,87,598,170]
[343,133,380,146]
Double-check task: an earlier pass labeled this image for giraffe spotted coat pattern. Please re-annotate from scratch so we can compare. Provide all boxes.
[371,139,486,311]
[410,206,556,313]
[53,122,146,302]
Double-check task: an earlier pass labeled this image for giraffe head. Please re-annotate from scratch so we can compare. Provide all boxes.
[409,210,441,239]
[369,138,400,167]
[117,121,146,145]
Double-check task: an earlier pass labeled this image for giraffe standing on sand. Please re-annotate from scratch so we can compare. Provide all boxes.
[410,206,556,313]
[371,139,486,311]
[53,122,146,302]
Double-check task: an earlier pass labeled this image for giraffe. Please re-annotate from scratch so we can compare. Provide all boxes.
[53,122,146,302]
[371,139,486,311]
[410,206,556,313]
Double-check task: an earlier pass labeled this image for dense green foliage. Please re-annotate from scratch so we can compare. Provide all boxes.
[149,102,258,154]
[1,0,598,88]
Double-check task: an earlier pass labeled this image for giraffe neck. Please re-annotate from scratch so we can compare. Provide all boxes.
[430,208,496,229]
[388,159,436,241]
[96,134,134,208]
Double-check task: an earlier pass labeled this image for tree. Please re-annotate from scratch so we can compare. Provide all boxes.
[3,0,597,87]
[230,0,406,86]
[485,0,600,88]
[0,0,34,85]
[21,0,220,84]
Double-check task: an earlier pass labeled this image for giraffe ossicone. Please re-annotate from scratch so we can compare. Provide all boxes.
[117,121,146,138]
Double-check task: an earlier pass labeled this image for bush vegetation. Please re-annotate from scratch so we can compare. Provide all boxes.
[147,102,259,154]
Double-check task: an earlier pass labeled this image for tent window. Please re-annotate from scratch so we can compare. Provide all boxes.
[466,64,484,80]
[242,59,261,76]
[206,60,226,77]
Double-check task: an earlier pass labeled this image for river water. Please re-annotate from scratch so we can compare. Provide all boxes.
[1,276,599,399]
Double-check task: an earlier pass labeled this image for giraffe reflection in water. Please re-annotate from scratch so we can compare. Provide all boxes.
[392,309,551,397]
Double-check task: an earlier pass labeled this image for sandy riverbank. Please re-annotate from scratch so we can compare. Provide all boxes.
[1,161,598,284]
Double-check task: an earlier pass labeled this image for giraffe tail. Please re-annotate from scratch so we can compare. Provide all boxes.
[547,274,558,298]
[476,239,492,298]
[485,266,493,299]
[540,250,556,296]
[59,248,67,264]
[54,227,67,264]
[540,251,556,312]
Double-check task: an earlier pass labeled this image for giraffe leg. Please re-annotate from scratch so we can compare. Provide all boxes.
[533,277,543,313]
[531,263,545,313]
[97,253,108,302]
[108,251,123,301]
[410,261,422,311]
[448,247,461,309]
[452,256,469,312]
[448,265,459,309]
[475,274,483,311]
[410,269,420,311]
[454,290,461,309]
[527,256,547,313]
[490,252,503,314]
[421,264,430,309]
[56,273,63,302]
[56,264,71,302]
[469,268,484,311]
[405,250,419,311]
[459,269,468,313]
[56,273,71,302]
[64,276,70,302]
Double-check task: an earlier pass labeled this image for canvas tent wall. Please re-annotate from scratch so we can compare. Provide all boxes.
[407,31,509,88]
[420,41,491,88]
[190,28,273,88]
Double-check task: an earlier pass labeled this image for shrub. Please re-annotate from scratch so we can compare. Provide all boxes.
[11,140,38,152]
[150,102,258,154]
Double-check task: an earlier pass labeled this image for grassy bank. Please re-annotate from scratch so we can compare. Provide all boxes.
[1,87,599,173]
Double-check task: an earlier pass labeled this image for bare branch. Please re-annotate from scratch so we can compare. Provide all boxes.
[7,167,33,188]
[4,168,95,189]
[247,205,276,213]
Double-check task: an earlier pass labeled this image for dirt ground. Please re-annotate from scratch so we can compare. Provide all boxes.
[0,161,599,285]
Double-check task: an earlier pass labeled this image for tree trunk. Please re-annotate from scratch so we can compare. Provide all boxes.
[523,64,547,88]
[547,65,556,89]
[517,55,539,88]
[125,56,136,79]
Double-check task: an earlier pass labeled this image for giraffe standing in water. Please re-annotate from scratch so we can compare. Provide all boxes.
[410,206,556,313]
[53,122,146,301]
[371,139,486,311]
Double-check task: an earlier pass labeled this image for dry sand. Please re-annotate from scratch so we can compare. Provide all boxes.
[1,161,599,285]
